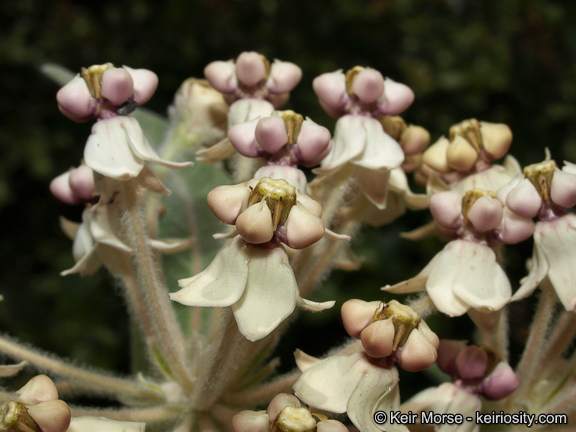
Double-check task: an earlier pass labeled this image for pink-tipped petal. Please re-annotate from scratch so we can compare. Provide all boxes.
[101,68,134,106]
[232,411,270,432]
[122,66,158,105]
[506,178,542,218]
[267,60,302,94]
[429,191,462,229]
[551,169,576,208]
[377,78,415,115]
[395,327,438,372]
[296,119,332,165]
[455,346,488,380]
[228,118,261,157]
[204,60,238,93]
[255,116,288,154]
[16,375,59,404]
[313,72,347,109]
[236,52,267,87]
[360,319,395,358]
[56,75,95,121]
[27,400,71,432]
[68,165,95,201]
[497,208,535,244]
[467,195,504,232]
[341,299,381,339]
[351,68,384,104]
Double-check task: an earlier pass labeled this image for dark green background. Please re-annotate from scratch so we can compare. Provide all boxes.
[1,0,574,393]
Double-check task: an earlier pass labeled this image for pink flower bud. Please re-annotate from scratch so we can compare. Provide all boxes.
[506,178,542,218]
[481,362,519,400]
[312,72,347,110]
[496,208,535,244]
[551,168,576,208]
[395,324,438,372]
[123,66,158,105]
[341,299,380,339]
[204,60,238,93]
[296,120,332,167]
[284,204,325,249]
[232,410,270,432]
[27,400,71,432]
[236,52,267,87]
[255,116,288,154]
[236,200,275,244]
[455,346,488,380]
[351,68,384,104]
[377,78,415,115]
[56,75,95,122]
[228,118,260,157]
[207,182,253,224]
[436,339,467,376]
[360,319,395,358]
[467,195,504,232]
[430,191,462,229]
[101,67,134,106]
[266,60,302,94]
[16,375,59,404]
[267,393,301,422]
[69,164,95,201]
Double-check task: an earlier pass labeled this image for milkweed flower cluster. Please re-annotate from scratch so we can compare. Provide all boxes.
[3,50,576,432]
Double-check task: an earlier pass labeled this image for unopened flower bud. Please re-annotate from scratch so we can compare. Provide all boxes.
[480,122,513,160]
[551,168,576,208]
[400,125,430,155]
[272,406,316,432]
[481,362,519,400]
[506,178,542,218]
[236,52,269,87]
[466,194,503,233]
[350,68,384,104]
[455,346,488,380]
[16,375,58,405]
[423,137,451,173]
[27,400,71,432]
[232,410,270,432]
[447,134,478,171]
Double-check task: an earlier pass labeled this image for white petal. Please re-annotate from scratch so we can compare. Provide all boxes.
[296,297,335,312]
[89,204,132,252]
[317,115,366,171]
[535,215,576,310]
[122,116,192,170]
[84,117,144,179]
[353,167,390,209]
[429,240,510,315]
[348,365,407,432]
[228,99,274,126]
[67,416,145,432]
[294,349,322,372]
[512,234,549,302]
[232,245,298,341]
[0,361,27,377]
[383,250,443,295]
[352,117,404,170]
[170,236,248,307]
[293,351,368,413]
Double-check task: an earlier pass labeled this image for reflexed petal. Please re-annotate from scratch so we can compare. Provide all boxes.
[512,227,550,302]
[383,251,442,295]
[294,349,322,372]
[353,167,390,209]
[232,246,298,341]
[123,116,192,170]
[228,99,275,126]
[348,364,407,432]
[293,351,368,413]
[429,240,510,315]
[296,297,335,312]
[85,117,144,179]
[89,204,132,252]
[318,115,366,171]
[67,416,145,432]
[352,117,404,170]
[170,236,248,307]
[535,215,576,310]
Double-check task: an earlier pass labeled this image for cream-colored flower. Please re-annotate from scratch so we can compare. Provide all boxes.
[170,237,334,341]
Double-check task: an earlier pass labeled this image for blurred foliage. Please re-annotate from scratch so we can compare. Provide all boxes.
[1,0,576,390]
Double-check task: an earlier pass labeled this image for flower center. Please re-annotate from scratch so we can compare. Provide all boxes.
[373,300,420,350]
[247,177,297,231]
[524,160,556,201]
[272,406,317,432]
[449,118,482,153]
[461,188,496,224]
[81,63,114,99]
